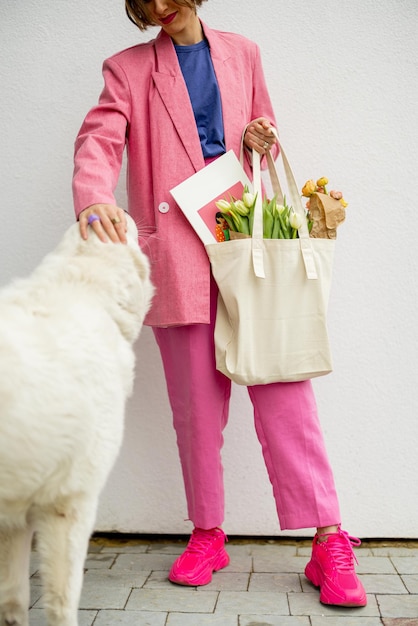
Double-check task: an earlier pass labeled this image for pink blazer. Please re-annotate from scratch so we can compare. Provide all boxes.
[73,22,277,326]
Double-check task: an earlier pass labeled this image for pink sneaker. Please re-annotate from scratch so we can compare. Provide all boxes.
[305,527,367,606]
[168,527,230,586]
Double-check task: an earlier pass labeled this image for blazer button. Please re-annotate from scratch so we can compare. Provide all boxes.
[158,202,170,214]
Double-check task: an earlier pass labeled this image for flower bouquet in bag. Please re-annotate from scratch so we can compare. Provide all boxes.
[215,186,304,240]
[215,177,347,241]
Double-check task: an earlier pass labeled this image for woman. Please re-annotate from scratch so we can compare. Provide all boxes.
[73,0,366,607]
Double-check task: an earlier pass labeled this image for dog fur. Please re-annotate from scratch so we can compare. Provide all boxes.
[0,215,154,626]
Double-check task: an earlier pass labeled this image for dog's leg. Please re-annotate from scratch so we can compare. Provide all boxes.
[0,525,33,626]
[35,497,97,626]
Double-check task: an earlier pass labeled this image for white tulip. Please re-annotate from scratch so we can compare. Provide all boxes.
[215,199,231,211]
[289,211,303,230]
[243,191,256,208]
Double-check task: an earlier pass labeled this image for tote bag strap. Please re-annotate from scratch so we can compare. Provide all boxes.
[250,150,266,277]
[251,133,319,280]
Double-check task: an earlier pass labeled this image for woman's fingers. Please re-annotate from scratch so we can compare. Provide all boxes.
[79,205,127,243]
[244,118,277,154]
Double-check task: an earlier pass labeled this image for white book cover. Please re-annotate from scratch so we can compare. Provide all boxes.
[170,150,252,245]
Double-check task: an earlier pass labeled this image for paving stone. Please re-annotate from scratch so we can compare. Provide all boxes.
[100,544,149,554]
[248,572,302,593]
[377,594,418,618]
[382,617,418,626]
[94,609,167,625]
[29,553,41,576]
[239,616,310,625]
[143,570,248,593]
[371,547,418,557]
[83,567,149,587]
[84,553,118,569]
[253,554,307,574]
[288,593,379,616]
[391,557,418,575]
[401,574,418,593]
[223,543,257,557]
[167,613,238,625]
[295,547,314,557]
[145,542,186,555]
[142,570,177,589]
[196,571,250,591]
[31,583,131,611]
[311,618,384,625]
[358,574,409,594]
[126,588,218,612]
[300,576,318,593]
[225,543,256,558]
[30,570,42,581]
[357,557,398,574]
[112,552,175,571]
[29,584,43,607]
[29,609,97,626]
[297,546,373,558]
[226,554,253,572]
[78,583,132,610]
[214,591,289,615]
[241,543,300,557]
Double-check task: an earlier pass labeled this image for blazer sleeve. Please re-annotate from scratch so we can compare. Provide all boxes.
[72,59,131,217]
[244,42,279,167]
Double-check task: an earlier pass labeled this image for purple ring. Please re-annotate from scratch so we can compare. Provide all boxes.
[87,214,100,225]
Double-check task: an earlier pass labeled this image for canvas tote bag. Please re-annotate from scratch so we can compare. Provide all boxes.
[205,143,335,385]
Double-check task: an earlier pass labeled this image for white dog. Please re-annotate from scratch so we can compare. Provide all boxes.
[0,215,154,626]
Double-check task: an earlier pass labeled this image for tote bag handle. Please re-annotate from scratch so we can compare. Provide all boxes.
[241,129,318,280]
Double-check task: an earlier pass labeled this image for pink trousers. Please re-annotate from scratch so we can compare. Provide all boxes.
[153,279,341,531]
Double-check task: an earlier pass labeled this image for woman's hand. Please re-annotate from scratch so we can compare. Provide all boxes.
[244,117,277,155]
[78,204,127,243]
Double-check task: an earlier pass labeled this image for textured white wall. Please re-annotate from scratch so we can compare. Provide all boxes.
[1,0,417,538]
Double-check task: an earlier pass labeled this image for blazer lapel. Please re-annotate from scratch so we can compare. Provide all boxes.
[152,31,205,172]
[151,23,246,170]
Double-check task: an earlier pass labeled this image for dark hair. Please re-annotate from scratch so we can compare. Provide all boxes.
[125,0,208,32]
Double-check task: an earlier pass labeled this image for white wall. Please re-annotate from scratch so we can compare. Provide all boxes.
[1,0,417,538]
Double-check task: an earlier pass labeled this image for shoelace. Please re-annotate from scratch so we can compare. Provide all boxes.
[321,528,360,571]
[185,528,226,556]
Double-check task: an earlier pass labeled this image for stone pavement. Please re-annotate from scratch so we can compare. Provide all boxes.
[29,535,418,625]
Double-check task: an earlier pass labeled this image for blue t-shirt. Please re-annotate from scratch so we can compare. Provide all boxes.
[175,39,226,159]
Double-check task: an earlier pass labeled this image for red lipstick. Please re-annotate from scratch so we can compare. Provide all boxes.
[160,12,177,25]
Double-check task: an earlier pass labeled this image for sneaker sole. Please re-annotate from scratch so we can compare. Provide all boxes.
[305,560,367,607]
